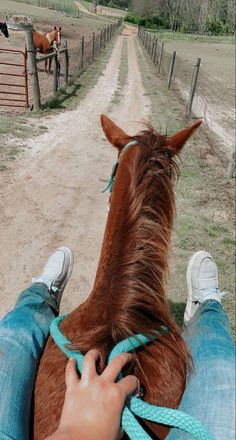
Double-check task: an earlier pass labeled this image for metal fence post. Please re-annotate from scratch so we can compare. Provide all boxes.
[158,42,164,73]
[167,51,176,89]
[187,58,201,117]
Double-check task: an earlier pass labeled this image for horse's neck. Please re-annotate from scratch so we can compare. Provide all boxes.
[46,32,53,43]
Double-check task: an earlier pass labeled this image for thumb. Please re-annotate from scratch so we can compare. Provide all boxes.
[65,358,79,391]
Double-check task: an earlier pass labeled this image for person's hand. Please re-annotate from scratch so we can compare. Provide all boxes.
[46,349,138,440]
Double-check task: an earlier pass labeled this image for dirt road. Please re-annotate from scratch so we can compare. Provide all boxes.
[0,26,150,318]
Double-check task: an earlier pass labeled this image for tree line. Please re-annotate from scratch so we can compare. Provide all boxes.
[95,0,235,34]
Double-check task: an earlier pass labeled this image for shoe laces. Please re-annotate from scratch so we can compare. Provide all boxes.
[201,287,226,298]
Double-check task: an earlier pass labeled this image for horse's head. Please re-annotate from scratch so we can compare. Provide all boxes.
[53,25,61,45]
[100,114,202,210]
[0,22,9,38]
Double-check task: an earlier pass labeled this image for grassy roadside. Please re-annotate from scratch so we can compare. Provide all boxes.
[149,29,234,44]
[135,38,235,336]
[108,36,128,109]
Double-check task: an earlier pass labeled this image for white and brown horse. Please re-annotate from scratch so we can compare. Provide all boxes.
[33,26,61,73]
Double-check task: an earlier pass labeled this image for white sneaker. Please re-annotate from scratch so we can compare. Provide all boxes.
[32,247,73,308]
[184,250,225,323]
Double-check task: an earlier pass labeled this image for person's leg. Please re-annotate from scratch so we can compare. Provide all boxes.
[167,251,235,440]
[0,247,73,440]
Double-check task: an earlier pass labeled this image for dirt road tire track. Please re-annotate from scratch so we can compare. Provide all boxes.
[0,26,150,318]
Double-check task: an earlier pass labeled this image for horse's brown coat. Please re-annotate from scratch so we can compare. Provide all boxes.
[32,26,61,72]
[34,115,201,439]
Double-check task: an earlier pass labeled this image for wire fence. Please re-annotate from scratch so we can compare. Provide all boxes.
[138,27,235,178]
[34,21,122,107]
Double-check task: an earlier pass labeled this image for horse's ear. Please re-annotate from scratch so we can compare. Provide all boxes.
[54,26,57,30]
[100,114,131,151]
[59,26,61,30]
[167,120,202,155]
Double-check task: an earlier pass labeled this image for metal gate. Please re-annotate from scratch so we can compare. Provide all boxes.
[0,47,29,108]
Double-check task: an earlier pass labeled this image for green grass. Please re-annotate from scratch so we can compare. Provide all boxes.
[109,37,128,107]
[13,0,81,17]
[0,116,48,169]
[151,29,234,44]
[135,38,235,337]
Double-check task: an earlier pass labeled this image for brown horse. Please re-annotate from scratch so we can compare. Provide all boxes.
[34,115,201,439]
[33,26,61,72]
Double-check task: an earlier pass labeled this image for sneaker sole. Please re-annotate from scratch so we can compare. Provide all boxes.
[184,250,211,323]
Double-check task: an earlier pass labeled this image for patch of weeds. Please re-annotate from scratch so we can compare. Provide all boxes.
[222,237,236,246]
[39,125,48,131]
[110,37,128,107]
[0,164,7,172]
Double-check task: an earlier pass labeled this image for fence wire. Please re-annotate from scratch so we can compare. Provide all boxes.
[138,28,235,174]
[29,20,122,107]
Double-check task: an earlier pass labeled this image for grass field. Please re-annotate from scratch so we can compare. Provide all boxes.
[135,38,235,335]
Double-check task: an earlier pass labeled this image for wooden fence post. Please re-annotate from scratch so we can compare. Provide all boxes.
[153,38,158,64]
[52,54,58,96]
[81,36,85,71]
[64,40,69,84]
[187,58,201,117]
[92,32,95,61]
[167,51,176,89]
[227,149,236,179]
[25,28,41,110]
[100,30,102,53]
[158,42,164,73]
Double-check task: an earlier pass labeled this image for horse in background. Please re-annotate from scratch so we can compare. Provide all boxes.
[34,115,202,439]
[0,22,9,38]
[33,26,61,73]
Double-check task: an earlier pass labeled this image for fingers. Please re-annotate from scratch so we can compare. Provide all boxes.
[65,358,79,391]
[101,353,133,382]
[81,349,100,383]
[118,375,140,398]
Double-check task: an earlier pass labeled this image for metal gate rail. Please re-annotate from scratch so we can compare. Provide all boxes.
[0,48,29,108]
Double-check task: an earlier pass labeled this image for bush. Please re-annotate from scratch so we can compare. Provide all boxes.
[124,14,145,26]
[204,17,225,34]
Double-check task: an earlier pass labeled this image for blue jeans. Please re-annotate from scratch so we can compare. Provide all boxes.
[0,287,235,440]
[167,300,235,440]
[0,284,57,440]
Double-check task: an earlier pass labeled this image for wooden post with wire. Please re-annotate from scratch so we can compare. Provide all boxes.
[81,36,85,72]
[92,32,95,61]
[187,58,201,117]
[227,149,236,179]
[64,40,69,84]
[158,42,164,73]
[24,26,41,110]
[167,51,176,89]
[153,38,158,64]
[52,54,58,96]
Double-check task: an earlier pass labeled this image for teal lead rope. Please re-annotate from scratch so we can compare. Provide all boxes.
[50,315,213,440]
[101,140,138,193]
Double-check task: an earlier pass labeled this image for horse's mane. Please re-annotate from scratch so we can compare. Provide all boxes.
[107,127,180,338]
[70,126,185,362]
